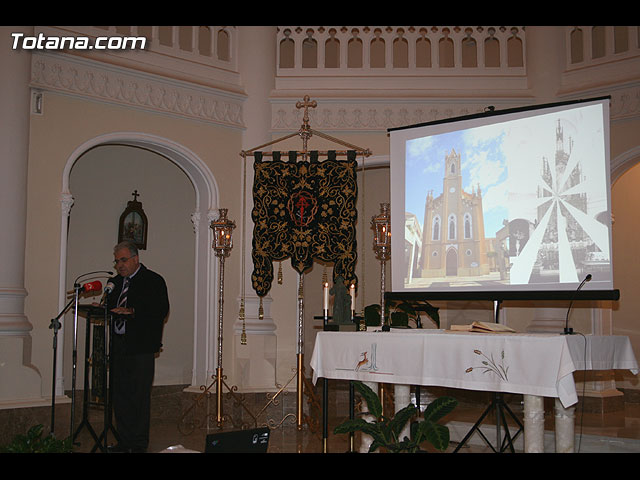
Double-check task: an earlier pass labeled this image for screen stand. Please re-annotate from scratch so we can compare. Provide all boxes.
[452,299,524,453]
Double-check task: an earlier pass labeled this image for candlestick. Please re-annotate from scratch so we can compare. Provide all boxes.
[323,282,329,314]
[350,284,355,312]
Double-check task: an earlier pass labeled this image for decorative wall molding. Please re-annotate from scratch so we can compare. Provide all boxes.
[270,98,531,133]
[270,84,640,133]
[607,83,640,122]
[28,42,640,137]
[30,52,246,130]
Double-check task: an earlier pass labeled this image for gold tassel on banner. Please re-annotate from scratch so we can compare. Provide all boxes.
[239,298,247,345]
[278,262,283,285]
[259,297,264,320]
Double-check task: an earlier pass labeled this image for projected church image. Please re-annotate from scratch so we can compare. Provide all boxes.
[398,99,612,291]
[415,147,491,282]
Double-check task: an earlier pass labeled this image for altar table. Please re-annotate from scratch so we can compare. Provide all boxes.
[310,329,638,453]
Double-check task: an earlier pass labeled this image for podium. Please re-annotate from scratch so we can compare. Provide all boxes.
[74,304,119,452]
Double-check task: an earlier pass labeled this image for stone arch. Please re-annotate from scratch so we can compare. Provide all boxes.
[57,132,220,395]
[611,146,640,185]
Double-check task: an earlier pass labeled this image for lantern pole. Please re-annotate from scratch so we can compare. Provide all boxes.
[371,203,391,331]
[210,208,236,428]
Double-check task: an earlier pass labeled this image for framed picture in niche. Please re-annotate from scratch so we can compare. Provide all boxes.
[118,190,148,250]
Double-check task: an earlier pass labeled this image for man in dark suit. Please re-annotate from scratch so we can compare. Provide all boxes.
[106,240,169,453]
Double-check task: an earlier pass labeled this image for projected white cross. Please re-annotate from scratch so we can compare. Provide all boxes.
[509,146,609,285]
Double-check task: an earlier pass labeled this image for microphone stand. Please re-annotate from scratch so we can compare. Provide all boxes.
[49,270,112,438]
[564,274,592,335]
[69,282,82,445]
[70,270,113,440]
[48,297,75,435]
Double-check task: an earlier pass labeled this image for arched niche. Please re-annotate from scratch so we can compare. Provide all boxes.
[57,132,221,395]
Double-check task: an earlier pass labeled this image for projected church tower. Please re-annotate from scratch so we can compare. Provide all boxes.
[507,119,611,284]
[419,148,490,279]
[535,121,586,275]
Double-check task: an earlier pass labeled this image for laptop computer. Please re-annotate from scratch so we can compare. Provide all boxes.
[204,427,270,453]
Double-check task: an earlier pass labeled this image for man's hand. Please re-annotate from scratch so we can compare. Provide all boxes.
[111,307,134,315]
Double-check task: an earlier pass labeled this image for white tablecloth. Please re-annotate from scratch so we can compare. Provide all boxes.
[310,330,638,408]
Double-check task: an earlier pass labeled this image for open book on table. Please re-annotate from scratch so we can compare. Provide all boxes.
[449,321,516,333]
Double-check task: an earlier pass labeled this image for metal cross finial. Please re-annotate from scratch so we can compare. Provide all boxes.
[296,95,317,128]
[132,190,140,202]
[295,95,317,158]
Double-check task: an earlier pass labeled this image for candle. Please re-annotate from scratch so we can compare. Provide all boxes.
[350,284,356,311]
[323,282,329,314]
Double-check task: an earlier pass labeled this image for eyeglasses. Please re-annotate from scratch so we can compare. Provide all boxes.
[113,254,137,266]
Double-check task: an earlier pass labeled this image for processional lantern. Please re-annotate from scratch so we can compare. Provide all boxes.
[371,203,391,260]
[209,208,235,428]
[371,203,391,330]
[211,208,235,257]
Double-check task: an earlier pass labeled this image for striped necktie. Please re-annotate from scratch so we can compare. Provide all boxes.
[114,277,129,334]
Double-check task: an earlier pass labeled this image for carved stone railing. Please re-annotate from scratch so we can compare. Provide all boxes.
[30,26,245,128]
[30,26,640,128]
[561,26,640,107]
[275,26,528,94]
[565,26,640,69]
[36,26,241,93]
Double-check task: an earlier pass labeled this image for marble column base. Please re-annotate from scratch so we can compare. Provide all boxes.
[359,381,378,453]
[523,394,545,453]
[554,398,576,453]
[394,384,411,441]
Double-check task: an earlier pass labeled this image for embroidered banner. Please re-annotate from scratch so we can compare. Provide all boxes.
[251,150,358,297]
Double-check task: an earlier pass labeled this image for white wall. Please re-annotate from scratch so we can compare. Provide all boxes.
[66,145,196,387]
[24,91,243,398]
[612,161,640,389]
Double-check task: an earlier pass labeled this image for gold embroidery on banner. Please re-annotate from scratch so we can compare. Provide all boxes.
[251,152,358,298]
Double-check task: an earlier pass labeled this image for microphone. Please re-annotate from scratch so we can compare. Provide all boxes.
[564,273,592,335]
[99,282,115,305]
[80,280,103,293]
[68,280,103,295]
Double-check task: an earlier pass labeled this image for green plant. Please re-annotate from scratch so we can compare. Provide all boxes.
[334,381,457,453]
[0,424,73,453]
[364,299,440,328]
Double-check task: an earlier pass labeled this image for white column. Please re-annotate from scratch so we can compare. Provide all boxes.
[523,395,545,453]
[394,384,411,441]
[232,27,279,392]
[0,26,43,404]
[525,26,565,103]
[554,398,576,453]
[359,381,378,452]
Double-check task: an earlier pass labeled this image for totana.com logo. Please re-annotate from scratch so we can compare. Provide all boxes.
[10,32,147,50]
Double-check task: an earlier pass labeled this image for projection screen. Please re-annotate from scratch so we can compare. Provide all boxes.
[389,97,614,297]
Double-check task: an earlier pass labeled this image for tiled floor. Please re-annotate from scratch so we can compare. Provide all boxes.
[69,384,640,454]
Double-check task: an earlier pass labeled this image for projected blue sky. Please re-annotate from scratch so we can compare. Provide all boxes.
[404,104,609,240]
[406,128,508,238]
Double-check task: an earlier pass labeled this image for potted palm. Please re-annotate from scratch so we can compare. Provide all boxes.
[364,299,440,328]
[334,381,457,453]
[0,424,73,453]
